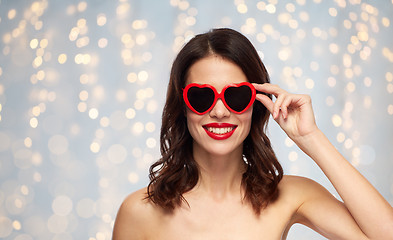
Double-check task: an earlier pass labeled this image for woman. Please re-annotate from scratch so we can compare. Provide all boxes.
[113,28,393,239]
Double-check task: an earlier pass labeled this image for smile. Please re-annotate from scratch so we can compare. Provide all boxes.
[202,123,237,140]
[206,127,235,134]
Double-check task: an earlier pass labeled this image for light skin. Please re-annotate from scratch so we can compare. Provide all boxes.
[112,55,393,240]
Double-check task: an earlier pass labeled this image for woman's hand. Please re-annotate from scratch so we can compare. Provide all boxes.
[253,83,319,142]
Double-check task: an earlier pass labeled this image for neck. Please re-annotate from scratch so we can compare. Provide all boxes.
[192,144,247,200]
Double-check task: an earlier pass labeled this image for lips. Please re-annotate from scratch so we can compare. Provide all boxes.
[202,123,237,140]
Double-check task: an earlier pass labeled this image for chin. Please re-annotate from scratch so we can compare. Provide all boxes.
[196,141,243,157]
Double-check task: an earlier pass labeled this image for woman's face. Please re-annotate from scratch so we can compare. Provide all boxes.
[185,55,253,157]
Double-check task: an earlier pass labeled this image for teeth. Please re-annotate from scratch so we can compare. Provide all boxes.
[207,127,234,134]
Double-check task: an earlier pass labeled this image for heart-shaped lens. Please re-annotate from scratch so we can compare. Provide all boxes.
[224,85,252,112]
[187,86,215,113]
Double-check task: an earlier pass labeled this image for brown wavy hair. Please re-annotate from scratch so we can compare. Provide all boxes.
[147,28,283,214]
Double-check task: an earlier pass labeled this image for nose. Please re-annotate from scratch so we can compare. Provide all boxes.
[209,98,230,118]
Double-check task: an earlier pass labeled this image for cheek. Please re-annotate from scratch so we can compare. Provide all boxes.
[186,111,201,136]
[240,109,253,132]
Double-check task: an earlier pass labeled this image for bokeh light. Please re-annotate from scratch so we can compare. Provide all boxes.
[0,1,392,240]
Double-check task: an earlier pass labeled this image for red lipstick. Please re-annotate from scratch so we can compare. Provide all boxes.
[202,123,237,140]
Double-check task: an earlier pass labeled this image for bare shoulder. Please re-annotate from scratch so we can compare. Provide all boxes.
[277,175,339,223]
[121,188,149,211]
[119,187,152,214]
[278,175,332,198]
[279,175,366,239]
[280,174,323,186]
[113,187,159,240]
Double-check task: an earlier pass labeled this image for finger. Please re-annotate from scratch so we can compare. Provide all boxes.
[273,94,288,119]
[280,95,294,119]
[252,83,284,98]
[255,93,274,114]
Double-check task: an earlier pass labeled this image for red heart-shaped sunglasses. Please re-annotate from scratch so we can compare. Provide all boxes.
[183,82,256,115]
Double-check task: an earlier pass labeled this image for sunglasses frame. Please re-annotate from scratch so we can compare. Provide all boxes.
[183,82,256,115]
